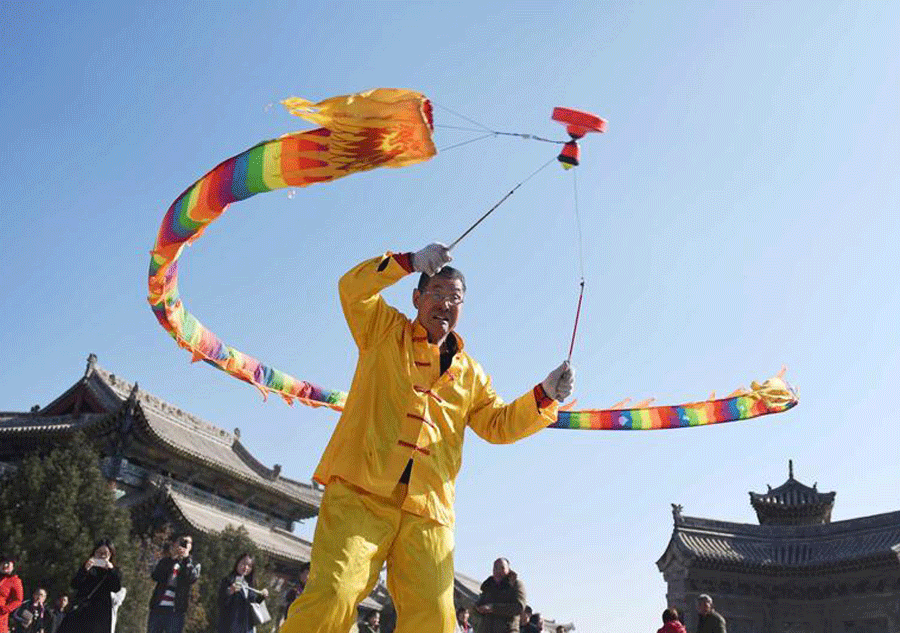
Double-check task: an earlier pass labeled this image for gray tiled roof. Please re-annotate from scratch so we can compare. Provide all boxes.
[165,486,313,563]
[78,363,322,508]
[749,472,836,525]
[454,571,481,602]
[749,477,835,508]
[1,361,323,511]
[133,401,321,508]
[0,413,108,434]
[659,511,900,572]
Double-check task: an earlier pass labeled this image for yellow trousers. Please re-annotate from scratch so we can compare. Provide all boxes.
[281,479,456,633]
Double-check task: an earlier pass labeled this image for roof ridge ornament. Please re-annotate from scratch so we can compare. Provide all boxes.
[85,353,98,377]
[789,459,794,480]
[671,503,684,524]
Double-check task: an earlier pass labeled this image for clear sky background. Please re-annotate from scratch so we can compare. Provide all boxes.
[2,2,899,630]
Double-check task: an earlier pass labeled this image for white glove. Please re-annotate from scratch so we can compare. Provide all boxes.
[412,242,452,277]
[542,361,575,402]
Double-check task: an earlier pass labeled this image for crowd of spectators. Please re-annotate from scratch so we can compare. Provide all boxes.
[657,595,727,633]
[3,541,728,633]
[2,555,67,633]
[0,532,270,633]
[447,557,567,633]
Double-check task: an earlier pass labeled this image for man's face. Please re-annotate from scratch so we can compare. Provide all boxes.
[368,613,380,628]
[697,600,711,615]
[58,596,68,610]
[299,568,309,584]
[413,276,464,344]
[458,610,469,625]
[33,589,46,604]
[492,558,509,582]
[0,560,13,574]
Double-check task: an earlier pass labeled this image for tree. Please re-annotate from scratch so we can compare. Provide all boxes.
[0,433,152,633]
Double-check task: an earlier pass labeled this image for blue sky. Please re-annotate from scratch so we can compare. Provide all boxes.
[2,1,898,630]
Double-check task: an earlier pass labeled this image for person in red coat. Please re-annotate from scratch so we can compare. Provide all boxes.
[0,556,24,633]
[658,608,687,633]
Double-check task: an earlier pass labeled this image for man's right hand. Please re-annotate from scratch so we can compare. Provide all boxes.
[412,243,452,277]
[541,361,575,402]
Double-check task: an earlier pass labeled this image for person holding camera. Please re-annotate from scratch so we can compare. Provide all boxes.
[56,539,122,633]
[147,534,201,633]
[217,553,268,633]
[11,588,50,633]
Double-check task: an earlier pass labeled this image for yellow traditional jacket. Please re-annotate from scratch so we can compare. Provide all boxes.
[313,253,559,527]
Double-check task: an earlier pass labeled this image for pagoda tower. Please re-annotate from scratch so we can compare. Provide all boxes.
[749,460,836,526]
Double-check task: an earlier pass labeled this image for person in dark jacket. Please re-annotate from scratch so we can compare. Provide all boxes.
[359,610,379,633]
[217,553,268,633]
[148,533,201,633]
[658,608,686,633]
[277,562,309,630]
[521,612,543,633]
[456,606,473,633]
[695,595,726,633]
[0,556,24,633]
[56,539,122,633]
[46,596,67,633]
[474,558,527,633]
[11,588,50,633]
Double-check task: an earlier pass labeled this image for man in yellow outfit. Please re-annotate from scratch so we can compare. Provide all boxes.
[284,243,575,633]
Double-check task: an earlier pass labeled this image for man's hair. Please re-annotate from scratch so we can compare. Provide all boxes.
[171,532,192,543]
[298,561,311,573]
[530,613,542,625]
[417,266,466,293]
[697,594,713,605]
[662,608,680,623]
[364,609,379,622]
[456,606,468,616]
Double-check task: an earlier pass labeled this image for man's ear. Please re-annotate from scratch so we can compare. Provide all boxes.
[412,288,421,310]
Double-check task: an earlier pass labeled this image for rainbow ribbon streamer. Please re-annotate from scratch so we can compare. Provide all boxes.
[148,88,798,428]
[551,375,797,430]
[148,89,435,408]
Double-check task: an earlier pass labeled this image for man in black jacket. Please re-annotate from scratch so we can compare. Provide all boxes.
[147,534,201,633]
[46,595,66,633]
[695,595,726,633]
[475,558,527,633]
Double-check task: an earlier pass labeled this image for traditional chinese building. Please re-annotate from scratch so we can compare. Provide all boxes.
[0,354,382,608]
[0,355,573,626]
[657,462,900,633]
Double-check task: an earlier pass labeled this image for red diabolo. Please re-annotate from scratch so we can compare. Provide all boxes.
[557,141,580,169]
[551,107,606,169]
